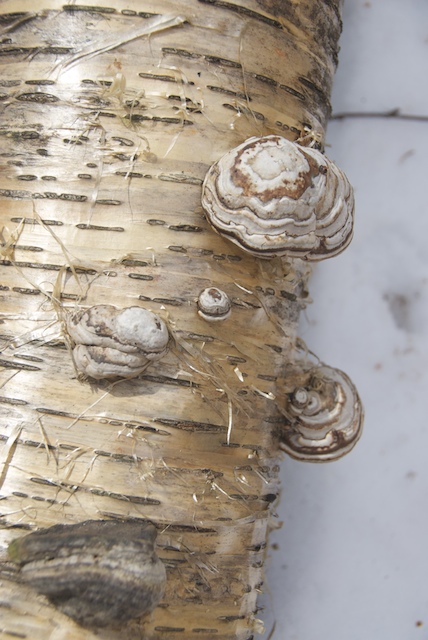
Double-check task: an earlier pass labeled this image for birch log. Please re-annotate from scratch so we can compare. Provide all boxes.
[0,2,359,639]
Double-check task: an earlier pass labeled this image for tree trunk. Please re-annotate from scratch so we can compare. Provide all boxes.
[0,2,353,639]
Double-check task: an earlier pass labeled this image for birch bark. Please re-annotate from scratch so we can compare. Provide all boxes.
[0,1,343,638]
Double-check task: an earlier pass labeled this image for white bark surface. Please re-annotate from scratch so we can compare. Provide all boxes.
[0,2,346,638]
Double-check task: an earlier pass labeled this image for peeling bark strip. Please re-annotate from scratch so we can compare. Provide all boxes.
[0,1,354,639]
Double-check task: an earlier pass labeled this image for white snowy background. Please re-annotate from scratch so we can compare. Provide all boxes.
[264,1,428,639]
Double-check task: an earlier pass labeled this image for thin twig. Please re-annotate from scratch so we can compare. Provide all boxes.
[331,109,428,122]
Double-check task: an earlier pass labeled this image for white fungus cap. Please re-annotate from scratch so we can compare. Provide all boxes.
[201,135,354,260]
[280,365,363,462]
[197,287,231,322]
[66,305,169,379]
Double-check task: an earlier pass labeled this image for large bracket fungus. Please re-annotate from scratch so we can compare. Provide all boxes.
[201,135,354,260]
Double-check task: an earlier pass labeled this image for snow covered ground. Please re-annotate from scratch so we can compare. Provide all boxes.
[265,2,428,638]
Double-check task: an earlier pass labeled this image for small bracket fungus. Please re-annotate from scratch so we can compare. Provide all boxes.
[8,520,166,628]
[280,365,363,462]
[201,135,354,260]
[197,287,231,321]
[66,304,169,379]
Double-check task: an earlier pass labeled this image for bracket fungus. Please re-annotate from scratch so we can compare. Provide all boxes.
[279,365,363,462]
[8,520,166,628]
[197,287,232,322]
[201,135,354,260]
[66,305,169,379]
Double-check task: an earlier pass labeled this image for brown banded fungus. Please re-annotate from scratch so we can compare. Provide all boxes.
[280,365,363,462]
[201,135,354,260]
[66,304,169,379]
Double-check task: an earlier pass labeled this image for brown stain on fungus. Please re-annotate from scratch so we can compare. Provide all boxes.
[231,136,319,202]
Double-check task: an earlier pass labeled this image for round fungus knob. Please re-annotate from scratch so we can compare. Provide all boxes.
[66,304,169,379]
[201,135,354,260]
[197,287,231,321]
[280,365,363,462]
